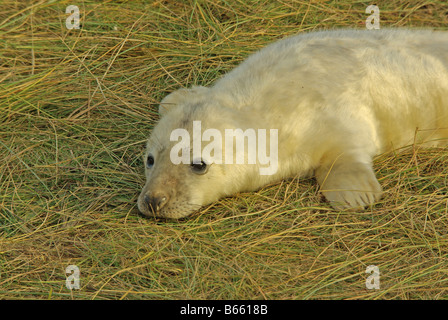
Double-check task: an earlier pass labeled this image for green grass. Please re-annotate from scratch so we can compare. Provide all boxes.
[1,0,448,299]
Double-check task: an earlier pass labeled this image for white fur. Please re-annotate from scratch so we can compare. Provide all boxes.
[139,29,448,218]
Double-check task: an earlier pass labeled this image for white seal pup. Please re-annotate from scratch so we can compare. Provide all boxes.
[138,28,448,219]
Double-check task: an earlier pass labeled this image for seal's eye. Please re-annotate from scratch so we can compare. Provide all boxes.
[146,154,154,169]
[191,160,208,175]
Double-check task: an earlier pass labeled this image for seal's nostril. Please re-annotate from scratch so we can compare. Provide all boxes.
[156,195,168,211]
[144,194,169,214]
[143,194,156,214]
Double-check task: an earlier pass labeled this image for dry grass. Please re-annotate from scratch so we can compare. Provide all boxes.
[1,0,448,300]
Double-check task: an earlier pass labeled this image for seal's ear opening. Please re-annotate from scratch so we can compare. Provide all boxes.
[158,86,208,117]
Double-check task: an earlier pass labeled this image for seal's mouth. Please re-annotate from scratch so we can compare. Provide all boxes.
[137,192,201,219]
[142,194,167,215]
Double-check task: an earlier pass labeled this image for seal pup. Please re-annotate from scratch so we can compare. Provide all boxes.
[138,28,448,219]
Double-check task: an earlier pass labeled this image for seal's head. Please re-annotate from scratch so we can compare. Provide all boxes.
[138,86,266,219]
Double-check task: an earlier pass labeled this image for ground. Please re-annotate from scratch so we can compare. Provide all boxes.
[1,0,447,299]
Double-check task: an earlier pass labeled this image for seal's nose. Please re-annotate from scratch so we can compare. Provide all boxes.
[144,193,168,215]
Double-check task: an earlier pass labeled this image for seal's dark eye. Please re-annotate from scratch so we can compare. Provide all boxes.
[146,154,154,168]
[191,160,208,174]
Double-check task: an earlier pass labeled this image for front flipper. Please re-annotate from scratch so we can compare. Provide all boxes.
[316,158,382,211]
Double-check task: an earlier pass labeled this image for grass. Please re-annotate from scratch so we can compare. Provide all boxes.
[1,0,448,300]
